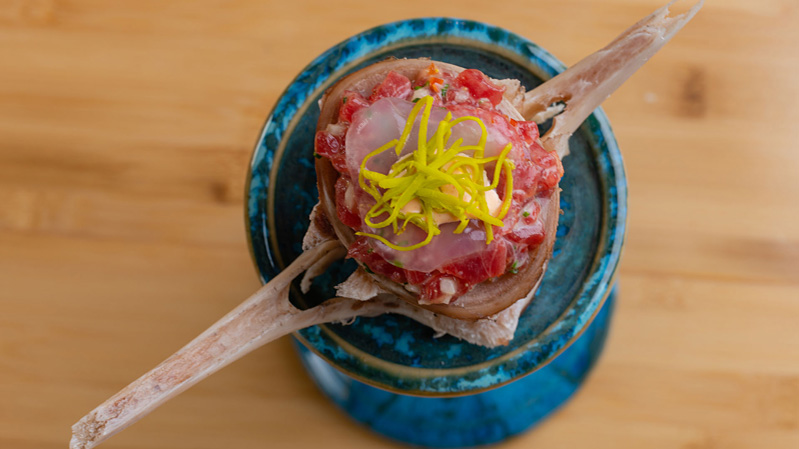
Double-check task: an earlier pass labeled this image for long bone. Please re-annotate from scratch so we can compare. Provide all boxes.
[529,0,704,157]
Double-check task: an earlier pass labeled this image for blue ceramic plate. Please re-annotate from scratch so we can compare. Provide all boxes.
[246,18,626,396]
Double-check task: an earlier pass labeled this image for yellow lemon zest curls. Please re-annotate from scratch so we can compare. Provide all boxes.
[356,96,514,251]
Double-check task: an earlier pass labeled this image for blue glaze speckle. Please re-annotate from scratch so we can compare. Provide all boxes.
[245,15,626,406]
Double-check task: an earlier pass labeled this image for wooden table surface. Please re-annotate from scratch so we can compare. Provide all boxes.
[2,1,798,448]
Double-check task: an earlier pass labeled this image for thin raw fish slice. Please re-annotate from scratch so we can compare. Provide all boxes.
[70,2,702,448]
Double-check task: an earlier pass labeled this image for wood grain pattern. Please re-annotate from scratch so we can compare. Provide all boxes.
[1,1,797,448]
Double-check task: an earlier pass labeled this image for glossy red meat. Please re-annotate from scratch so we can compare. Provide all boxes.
[514,119,540,143]
[315,131,348,174]
[369,71,412,102]
[507,202,546,247]
[348,237,408,285]
[440,241,508,285]
[409,272,471,303]
[531,145,562,195]
[338,91,370,123]
[450,69,505,106]
[334,177,362,229]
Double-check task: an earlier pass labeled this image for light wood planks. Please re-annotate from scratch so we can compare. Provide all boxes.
[0,1,797,448]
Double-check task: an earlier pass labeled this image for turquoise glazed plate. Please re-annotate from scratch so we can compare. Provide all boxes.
[246,18,626,447]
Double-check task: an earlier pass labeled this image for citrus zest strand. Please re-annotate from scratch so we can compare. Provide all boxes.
[355,95,514,251]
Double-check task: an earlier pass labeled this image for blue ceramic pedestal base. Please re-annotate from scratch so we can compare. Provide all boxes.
[295,289,616,448]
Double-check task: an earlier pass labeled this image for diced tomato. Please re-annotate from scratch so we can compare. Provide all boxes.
[451,69,505,106]
[315,131,348,173]
[369,71,412,102]
[338,91,370,123]
[335,177,362,229]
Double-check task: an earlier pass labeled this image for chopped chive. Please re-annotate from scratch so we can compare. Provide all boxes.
[522,211,530,217]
